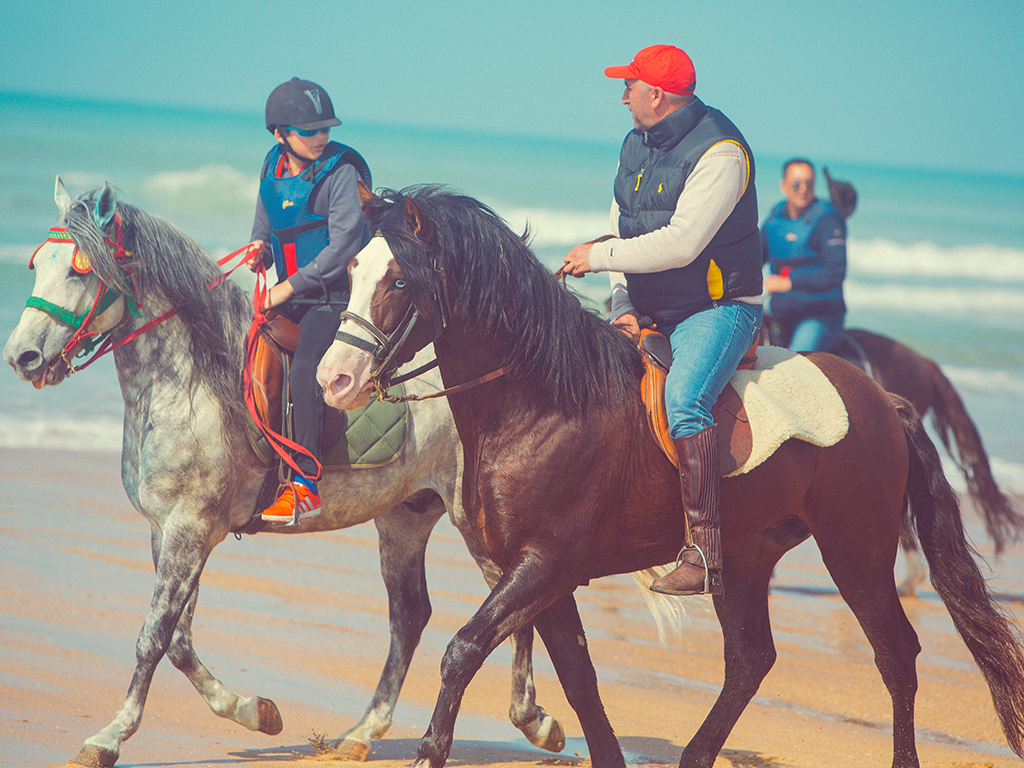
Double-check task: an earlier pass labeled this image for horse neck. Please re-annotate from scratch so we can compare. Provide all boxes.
[112,293,195,398]
[111,286,243,422]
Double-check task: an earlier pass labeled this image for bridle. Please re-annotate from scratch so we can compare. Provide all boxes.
[26,219,141,374]
[332,241,508,403]
[25,217,252,376]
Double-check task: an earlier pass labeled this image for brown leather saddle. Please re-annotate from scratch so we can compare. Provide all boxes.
[639,328,755,475]
[248,310,347,451]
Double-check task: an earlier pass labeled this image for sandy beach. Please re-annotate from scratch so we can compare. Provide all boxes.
[1,445,1022,768]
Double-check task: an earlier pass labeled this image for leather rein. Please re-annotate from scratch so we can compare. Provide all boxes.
[27,219,253,375]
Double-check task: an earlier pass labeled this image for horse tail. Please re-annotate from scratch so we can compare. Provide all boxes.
[897,394,1024,757]
[631,567,687,644]
[925,359,1024,555]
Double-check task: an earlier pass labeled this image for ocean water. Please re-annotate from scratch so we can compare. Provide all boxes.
[2,91,1023,491]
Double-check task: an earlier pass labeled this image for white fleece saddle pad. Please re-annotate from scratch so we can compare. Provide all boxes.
[728,346,849,476]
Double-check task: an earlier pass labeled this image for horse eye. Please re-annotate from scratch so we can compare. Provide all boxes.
[393,279,406,290]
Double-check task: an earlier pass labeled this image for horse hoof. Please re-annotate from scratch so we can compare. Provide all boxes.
[257,697,283,735]
[70,745,118,767]
[521,709,566,753]
[333,737,371,761]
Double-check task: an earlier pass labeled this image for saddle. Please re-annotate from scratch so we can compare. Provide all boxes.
[639,332,850,477]
[245,309,409,469]
[639,328,755,475]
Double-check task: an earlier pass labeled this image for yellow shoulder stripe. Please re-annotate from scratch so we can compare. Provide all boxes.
[708,139,750,196]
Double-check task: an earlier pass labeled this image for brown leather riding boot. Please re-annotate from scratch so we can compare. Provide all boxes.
[649,424,724,597]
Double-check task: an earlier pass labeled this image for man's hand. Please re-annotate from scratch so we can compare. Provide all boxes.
[246,240,266,272]
[763,274,792,294]
[611,311,642,342]
[562,242,594,277]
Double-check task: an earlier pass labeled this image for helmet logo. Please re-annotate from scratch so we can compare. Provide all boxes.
[303,89,323,115]
[283,200,295,209]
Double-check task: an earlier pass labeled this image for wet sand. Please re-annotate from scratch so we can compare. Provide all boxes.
[1,446,1022,768]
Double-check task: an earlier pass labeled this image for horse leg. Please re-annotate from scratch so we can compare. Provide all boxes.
[73,520,215,768]
[679,563,778,768]
[165,583,282,735]
[531,594,624,767]
[414,560,622,768]
[820,538,922,767]
[331,498,446,759]
[896,535,925,598]
[506,623,565,751]
[447,503,565,752]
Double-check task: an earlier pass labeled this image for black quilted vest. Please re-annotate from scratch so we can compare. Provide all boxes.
[614,97,762,326]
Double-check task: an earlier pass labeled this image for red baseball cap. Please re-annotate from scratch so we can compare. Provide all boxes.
[604,45,696,95]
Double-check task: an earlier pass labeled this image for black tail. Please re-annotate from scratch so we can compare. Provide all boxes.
[896,394,1024,757]
[926,359,1024,554]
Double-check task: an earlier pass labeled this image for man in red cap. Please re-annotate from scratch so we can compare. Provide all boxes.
[563,45,764,597]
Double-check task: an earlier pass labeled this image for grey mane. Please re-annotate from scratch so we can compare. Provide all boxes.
[62,186,253,437]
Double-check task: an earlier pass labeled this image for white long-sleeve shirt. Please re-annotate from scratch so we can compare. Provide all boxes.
[587,140,763,321]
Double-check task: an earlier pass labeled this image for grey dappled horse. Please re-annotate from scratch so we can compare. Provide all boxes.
[2,179,566,767]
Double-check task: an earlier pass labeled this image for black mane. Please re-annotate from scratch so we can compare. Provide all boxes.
[368,185,643,416]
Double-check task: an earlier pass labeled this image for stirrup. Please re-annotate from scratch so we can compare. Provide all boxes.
[674,544,721,595]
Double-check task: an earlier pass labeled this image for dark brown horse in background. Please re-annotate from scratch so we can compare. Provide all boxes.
[318,186,1024,768]
[767,319,1024,594]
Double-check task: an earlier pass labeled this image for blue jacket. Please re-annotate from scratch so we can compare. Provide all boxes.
[761,199,846,319]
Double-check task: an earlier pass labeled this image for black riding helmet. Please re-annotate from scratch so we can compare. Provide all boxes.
[265,77,342,133]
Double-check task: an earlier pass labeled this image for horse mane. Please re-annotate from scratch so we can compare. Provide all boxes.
[62,186,252,432]
[370,185,643,416]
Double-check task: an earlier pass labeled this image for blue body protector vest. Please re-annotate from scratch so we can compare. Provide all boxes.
[259,141,371,281]
[762,199,846,318]
[614,98,762,326]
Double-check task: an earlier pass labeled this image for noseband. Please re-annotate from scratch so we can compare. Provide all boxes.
[334,303,439,401]
[333,283,508,404]
[26,222,140,372]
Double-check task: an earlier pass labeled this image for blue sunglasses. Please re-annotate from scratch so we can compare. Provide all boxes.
[283,126,330,137]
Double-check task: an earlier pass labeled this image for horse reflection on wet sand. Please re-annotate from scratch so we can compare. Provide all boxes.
[318,184,1024,768]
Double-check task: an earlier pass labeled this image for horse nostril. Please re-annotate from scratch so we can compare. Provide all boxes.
[16,349,43,370]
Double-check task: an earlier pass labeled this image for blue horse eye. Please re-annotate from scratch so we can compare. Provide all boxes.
[394,279,406,290]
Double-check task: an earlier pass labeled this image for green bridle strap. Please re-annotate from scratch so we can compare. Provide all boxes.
[26,288,123,329]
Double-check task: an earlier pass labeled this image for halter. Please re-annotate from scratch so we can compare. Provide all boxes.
[26,221,141,371]
[25,220,253,376]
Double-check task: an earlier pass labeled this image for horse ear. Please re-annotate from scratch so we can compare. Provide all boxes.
[404,195,434,243]
[93,182,118,232]
[54,176,71,217]
[357,178,375,206]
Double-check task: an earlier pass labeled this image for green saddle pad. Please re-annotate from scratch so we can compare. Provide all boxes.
[324,386,409,467]
[248,385,409,469]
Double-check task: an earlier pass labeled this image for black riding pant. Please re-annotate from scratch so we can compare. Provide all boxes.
[282,288,348,480]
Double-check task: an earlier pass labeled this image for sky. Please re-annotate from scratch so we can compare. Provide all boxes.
[3,0,1023,176]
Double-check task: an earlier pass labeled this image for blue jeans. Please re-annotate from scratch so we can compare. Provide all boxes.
[780,313,844,353]
[663,301,763,439]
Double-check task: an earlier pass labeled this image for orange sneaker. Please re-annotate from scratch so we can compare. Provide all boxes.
[261,481,322,524]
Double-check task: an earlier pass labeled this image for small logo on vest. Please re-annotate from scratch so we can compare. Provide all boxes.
[282,200,295,209]
[658,183,663,193]
[303,89,323,115]
[785,233,798,241]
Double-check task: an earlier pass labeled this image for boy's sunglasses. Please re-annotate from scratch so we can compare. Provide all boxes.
[284,126,330,138]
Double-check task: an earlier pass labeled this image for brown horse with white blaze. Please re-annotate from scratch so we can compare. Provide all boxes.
[317,185,1024,768]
